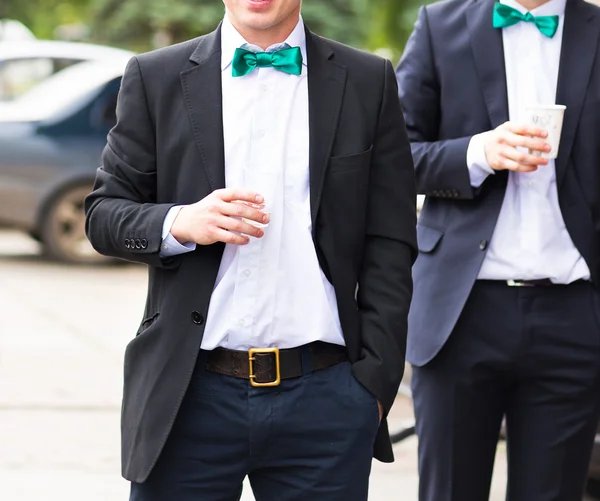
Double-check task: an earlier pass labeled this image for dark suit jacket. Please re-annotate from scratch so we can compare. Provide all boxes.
[85,25,417,482]
[397,0,600,367]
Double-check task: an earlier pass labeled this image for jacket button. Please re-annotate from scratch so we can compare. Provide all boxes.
[141,239,148,249]
[191,311,204,325]
[479,240,488,251]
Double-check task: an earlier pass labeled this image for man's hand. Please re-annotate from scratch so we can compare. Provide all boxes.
[378,401,383,423]
[483,121,551,173]
[171,188,270,246]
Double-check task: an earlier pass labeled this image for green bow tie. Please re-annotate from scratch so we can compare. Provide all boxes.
[232,46,303,77]
[493,2,559,38]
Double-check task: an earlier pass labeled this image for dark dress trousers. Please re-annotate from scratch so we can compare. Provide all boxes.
[397,0,600,499]
[85,24,417,488]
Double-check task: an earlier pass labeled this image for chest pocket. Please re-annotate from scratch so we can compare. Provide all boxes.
[329,146,373,174]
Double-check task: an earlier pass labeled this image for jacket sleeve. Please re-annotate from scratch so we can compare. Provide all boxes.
[395,5,476,200]
[352,59,418,414]
[84,56,180,268]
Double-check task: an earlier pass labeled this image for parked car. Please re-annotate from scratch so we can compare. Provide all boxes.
[0,57,131,264]
[0,19,36,42]
[0,40,133,101]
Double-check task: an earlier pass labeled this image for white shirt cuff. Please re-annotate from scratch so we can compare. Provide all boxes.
[466,132,495,188]
[160,206,196,258]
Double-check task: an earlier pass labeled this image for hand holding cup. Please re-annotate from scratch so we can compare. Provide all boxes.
[171,188,270,246]
[482,121,551,173]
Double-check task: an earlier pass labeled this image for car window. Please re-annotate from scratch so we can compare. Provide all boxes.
[0,57,82,101]
[90,78,120,132]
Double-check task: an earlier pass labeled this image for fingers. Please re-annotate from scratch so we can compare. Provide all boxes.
[503,122,548,139]
[499,145,548,168]
[216,188,264,204]
[210,227,251,246]
[215,214,265,238]
[500,132,551,154]
[494,155,539,173]
[220,200,270,226]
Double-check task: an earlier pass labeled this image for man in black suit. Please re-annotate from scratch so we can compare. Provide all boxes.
[85,0,417,499]
[397,0,600,499]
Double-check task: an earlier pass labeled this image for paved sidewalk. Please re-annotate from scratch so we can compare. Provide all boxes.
[0,230,510,500]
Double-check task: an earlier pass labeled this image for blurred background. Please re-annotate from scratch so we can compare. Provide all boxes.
[1,0,423,60]
[0,1,599,500]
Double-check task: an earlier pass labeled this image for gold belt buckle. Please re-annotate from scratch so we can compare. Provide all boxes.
[248,347,281,387]
[507,280,534,287]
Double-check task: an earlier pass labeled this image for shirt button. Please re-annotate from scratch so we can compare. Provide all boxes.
[256,129,265,139]
[479,240,488,251]
[238,319,245,327]
[162,244,168,251]
[244,269,251,277]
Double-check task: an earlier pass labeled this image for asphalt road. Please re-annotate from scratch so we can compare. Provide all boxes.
[0,229,514,500]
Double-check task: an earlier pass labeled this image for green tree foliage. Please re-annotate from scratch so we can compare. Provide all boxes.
[2,0,427,58]
[365,0,421,60]
[0,0,89,39]
[90,0,368,52]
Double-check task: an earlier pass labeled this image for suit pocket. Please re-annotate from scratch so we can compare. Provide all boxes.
[136,312,160,336]
[329,146,373,173]
[417,222,444,253]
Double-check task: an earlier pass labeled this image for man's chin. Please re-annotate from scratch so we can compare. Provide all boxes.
[238,14,279,31]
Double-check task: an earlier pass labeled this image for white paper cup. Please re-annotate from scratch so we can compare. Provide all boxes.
[525,104,566,159]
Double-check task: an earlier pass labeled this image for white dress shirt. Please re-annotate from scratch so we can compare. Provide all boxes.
[161,15,345,351]
[466,0,590,283]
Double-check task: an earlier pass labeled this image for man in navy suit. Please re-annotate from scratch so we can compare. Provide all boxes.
[397,0,600,499]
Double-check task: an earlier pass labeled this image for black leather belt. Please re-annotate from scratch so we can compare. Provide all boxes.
[204,341,348,387]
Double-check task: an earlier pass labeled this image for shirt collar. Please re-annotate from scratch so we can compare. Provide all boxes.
[500,0,567,17]
[221,14,307,72]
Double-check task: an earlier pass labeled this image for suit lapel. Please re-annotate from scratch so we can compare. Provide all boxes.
[306,29,347,229]
[180,26,226,191]
[466,0,509,128]
[555,0,600,189]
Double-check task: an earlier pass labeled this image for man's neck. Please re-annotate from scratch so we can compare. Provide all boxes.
[515,0,553,10]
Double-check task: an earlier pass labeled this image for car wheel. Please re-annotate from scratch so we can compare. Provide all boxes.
[41,184,109,265]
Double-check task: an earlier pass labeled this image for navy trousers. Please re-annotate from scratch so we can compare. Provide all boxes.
[413,281,600,501]
[130,353,380,501]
